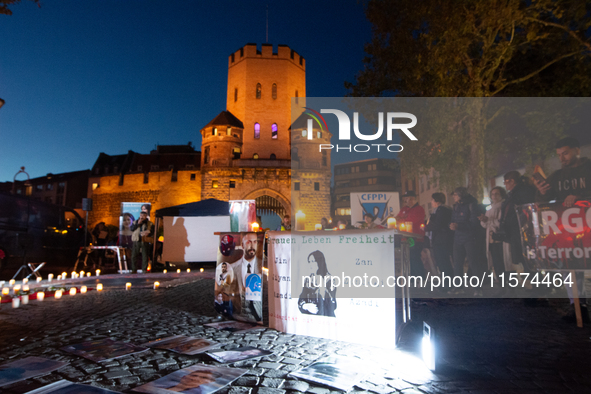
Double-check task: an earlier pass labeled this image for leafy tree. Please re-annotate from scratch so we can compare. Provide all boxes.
[1,0,39,16]
[347,0,591,198]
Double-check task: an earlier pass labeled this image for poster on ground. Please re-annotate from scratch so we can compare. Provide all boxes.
[0,357,68,388]
[215,232,264,324]
[289,356,369,392]
[142,336,220,355]
[350,192,399,229]
[26,380,121,393]
[132,364,247,394]
[206,347,271,364]
[268,229,397,348]
[61,339,148,363]
[517,201,591,270]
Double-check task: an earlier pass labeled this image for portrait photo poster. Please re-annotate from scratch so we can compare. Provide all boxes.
[0,357,68,388]
[204,321,258,333]
[26,379,121,393]
[132,364,247,394]
[60,339,149,363]
[206,346,272,364]
[142,336,220,355]
[215,232,265,324]
[289,356,369,392]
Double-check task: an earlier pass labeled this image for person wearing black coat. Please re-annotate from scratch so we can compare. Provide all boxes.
[424,192,454,278]
[500,171,535,270]
[450,187,486,292]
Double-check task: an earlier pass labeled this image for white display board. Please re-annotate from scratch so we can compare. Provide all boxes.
[268,229,397,348]
[350,192,400,228]
[162,216,230,262]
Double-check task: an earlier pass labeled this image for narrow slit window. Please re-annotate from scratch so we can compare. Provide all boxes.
[254,123,260,139]
[272,123,278,139]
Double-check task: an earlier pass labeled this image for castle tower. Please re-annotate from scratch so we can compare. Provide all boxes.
[290,112,332,229]
[200,111,244,200]
[226,43,306,160]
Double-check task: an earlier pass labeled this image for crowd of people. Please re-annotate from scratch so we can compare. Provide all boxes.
[405,137,590,322]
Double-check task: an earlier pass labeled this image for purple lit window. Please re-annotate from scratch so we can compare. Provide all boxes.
[254,123,260,139]
[272,123,278,139]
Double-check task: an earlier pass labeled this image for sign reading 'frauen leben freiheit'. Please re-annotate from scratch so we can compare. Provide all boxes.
[518,202,591,270]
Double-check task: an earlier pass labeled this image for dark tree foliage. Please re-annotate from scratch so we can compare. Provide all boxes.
[1,0,40,16]
[347,0,591,197]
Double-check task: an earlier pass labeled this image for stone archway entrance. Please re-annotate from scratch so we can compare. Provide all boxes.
[255,195,286,217]
[242,189,291,230]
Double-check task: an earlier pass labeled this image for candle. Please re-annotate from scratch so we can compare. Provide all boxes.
[387,218,397,229]
[177,269,181,274]
[23,285,29,292]
[62,272,67,279]
[80,286,87,294]
[2,288,9,296]
[57,275,62,280]
[69,287,76,295]
[406,221,413,233]
[96,269,101,276]
[22,278,28,285]
[251,222,259,232]
[200,268,204,272]
[80,271,85,277]
[315,224,322,230]
[71,272,77,279]
[295,210,306,231]
[9,279,15,286]
[399,222,406,232]
[338,224,346,230]
[37,291,45,301]
[125,282,131,290]
[97,283,103,291]
[87,272,91,277]
[36,277,42,283]
[420,223,425,231]
[13,285,21,294]
[55,290,63,299]
[163,269,167,274]
[22,294,29,304]
[48,273,53,282]
[153,281,160,289]
[12,297,20,308]
[187,268,191,273]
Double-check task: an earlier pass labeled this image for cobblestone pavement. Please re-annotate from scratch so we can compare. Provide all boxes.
[0,276,590,393]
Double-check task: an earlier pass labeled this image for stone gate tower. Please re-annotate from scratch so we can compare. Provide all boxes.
[200,43,329,224]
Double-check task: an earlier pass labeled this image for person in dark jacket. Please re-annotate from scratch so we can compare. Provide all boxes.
[450,187,485,294]
[533,137,591,322]
[500,171,536,271]
[424,192,454,278]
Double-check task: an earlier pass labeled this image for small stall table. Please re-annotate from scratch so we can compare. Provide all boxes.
[74,246,129,273]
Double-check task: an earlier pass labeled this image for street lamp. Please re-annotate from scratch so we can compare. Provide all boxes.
[12,167,31,195]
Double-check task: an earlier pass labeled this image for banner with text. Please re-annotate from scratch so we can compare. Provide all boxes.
[268,230,397,348]
[518,201,591,271]
[351,192,400,229]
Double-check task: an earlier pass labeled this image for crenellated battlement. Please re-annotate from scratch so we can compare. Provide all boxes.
[228,43,305,70]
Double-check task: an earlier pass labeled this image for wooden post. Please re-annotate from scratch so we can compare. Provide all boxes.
[570,270,583,328]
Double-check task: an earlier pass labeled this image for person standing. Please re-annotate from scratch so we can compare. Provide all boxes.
[130,211,154,273]
[533,137,591,322]
[478,187,511,279]
[276,215,291,231]
[425,192,454,278]
[396,191,426,277]
[450,187,485,295]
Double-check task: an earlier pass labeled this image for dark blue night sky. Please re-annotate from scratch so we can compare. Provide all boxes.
[0,0,371,182]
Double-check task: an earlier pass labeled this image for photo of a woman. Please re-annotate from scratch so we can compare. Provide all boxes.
[298,250,337,317]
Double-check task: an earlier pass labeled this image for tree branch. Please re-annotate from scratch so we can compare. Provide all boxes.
[526,17,591,52]
[491,50,583,96]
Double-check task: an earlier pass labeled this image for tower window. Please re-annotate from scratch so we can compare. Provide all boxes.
[233,147,241,160]
[270,154,276,160]
[295,90,299,104]
[144,173,149,184]
[254,123,260,139]
[256,83,261,99]
[212,180,219,188]
[314,182,320,191]
[272,123,278,139]
[234,88,238,102]
[294,182,300,191]
[204,147,209,164]
[227,127,232,136]
[253,153,259,159]
[190,173,196,181]
[213,127,218,136]
[272,83,277,100]
[230,180,236,188]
